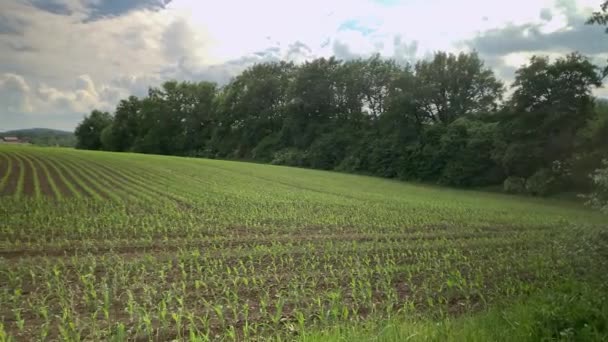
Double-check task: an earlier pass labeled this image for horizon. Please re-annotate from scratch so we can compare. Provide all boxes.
[1,0,607,131]
[0,127,74,133]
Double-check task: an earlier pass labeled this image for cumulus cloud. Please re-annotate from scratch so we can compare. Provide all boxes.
[0,12,27,34]
[392,35,418,64]
[84,0,174,21]
[540,8,554,21]
[0,0,606,130]
[469,20,607,57]
[286,42,313,63]
[0,73,33,113]
[465,0,607,89]
[27,0,174,20]
[0,71,133,131]
[5,73,115,114]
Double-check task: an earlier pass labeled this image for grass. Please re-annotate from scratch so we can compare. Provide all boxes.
[301,280,608,341]
[0,144,607,341]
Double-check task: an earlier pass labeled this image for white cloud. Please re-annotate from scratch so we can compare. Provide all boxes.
[1,73,116,115]
[0,0,605,130]
[0,73,33,113]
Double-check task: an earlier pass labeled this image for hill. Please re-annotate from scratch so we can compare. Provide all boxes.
[0,145,606,341]
[1,128,76,147]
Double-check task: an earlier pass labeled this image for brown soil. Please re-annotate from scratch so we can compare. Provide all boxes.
[38,157,74,197]
[34,157,73,197]
[78,163,127,195]
[20,155,36,197]
[76,156,192,205]
[0,154,20,196]
[0,153,7,180]
[63,161,111,199]
[0,229,519,261]
[30,157,56,199]
[50,159,89,197]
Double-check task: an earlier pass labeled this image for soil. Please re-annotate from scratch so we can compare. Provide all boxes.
[34,156,72,197]
[0,154,20,196]
[80,157,193,205]
[51,159,89,197]
[21,155,36,197]
[35,163,55,199]
[0,154,7,180]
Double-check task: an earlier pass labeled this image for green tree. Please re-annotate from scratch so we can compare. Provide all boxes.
[413,52,503,124]
[358,54,401,118]
[131,86,175,154]
[582,159,608,213]
[71,51,605,196]
[282,57,344,149]
[216,62,293,158]
[496,54,602,192]
[438,118,501,186]
[128,81,217,155]
[569,100,608,189]
[180,81,218,155]
[74,109,113,150]
[109,96,141,152]
[100,125,117,151]
[587,1,608,30]
[587,1,608,75]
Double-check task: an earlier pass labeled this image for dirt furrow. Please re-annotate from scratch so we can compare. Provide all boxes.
[39,155,77,198]
[17,153,39,198]
[14,154,36,197]
[27,154,63,198]
[25,154,56,199]
[46,157,89,197]
[66,154,193,204]
[0,153,20,196]
[0,153,8,180]
[58,158,113,199]
[0,153,11,190]
[59,155,145,201]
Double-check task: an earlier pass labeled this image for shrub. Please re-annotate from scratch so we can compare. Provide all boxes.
[503,176,526,194]
[582,159,608,213]
[271,148,308,167]
[335,155,363,173]
[525,168,556,196]
[252,133,282,162]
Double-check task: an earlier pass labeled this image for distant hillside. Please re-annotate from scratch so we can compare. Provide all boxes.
[1,128,76,147]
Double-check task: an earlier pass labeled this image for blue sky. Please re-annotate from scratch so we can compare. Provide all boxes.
[0,0,606,130]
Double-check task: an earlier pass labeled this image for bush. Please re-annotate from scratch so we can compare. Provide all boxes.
[252,133,282,162]
[335,155,363,173]
[270,148,308,167]
[504,176,526,194]
[499,143,543,178]
[525,168,556,196]
[582,159,608,213]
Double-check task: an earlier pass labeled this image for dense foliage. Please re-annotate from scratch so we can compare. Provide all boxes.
[75,52,606,195]
[582,159,608,213]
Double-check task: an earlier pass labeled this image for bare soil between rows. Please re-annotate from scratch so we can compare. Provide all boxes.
[21,154,36,197]
[0,154,20,196]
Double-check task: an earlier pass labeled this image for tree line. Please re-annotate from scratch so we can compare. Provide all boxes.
[75,51,607,196]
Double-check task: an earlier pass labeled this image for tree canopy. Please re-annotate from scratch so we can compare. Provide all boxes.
[75,51,606,196]
[587,1,608,29]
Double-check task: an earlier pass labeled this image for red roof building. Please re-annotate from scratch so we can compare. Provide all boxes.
[1,137,25,144]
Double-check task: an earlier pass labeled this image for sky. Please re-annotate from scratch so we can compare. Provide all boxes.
[0,0,607,131]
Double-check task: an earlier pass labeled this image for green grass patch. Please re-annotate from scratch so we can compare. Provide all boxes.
[302,280,608,342]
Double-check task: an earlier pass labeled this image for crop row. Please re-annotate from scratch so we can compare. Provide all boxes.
[1,224,604,341]
[1,146,607,340]
[0,149,179,201]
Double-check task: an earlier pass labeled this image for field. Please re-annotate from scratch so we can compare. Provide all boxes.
[0,145,607,341]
